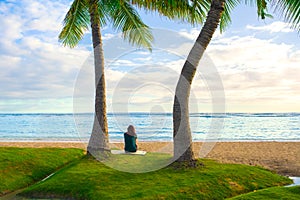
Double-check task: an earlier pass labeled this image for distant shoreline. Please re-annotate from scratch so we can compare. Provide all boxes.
[1,141,299,176]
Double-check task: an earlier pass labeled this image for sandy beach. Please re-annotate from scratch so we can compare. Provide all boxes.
[1,141,299,176]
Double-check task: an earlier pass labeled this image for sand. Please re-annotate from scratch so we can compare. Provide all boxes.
[1,141,299,176]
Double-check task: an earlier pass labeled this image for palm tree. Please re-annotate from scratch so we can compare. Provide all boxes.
[172,0,300,163]
[173,0,225,164]
[59,0,153,154]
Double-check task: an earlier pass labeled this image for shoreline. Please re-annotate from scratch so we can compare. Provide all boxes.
[1,141,299,176]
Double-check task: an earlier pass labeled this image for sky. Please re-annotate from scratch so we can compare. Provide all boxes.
[0,0,299,113]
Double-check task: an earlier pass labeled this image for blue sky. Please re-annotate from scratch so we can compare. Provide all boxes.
[0,0,299,113]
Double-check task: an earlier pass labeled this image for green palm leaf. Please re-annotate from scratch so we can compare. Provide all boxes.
[220,0,240,32]
[243,0,271,19]
[109,0,154,50]
[269,0,300,31]
[59,0,90,48]
[96,0,110,27]
[189,0,210,25]
[243,0,300,32]
[132,0,209,25]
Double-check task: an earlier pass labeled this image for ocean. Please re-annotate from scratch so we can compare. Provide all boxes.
[0,113,299,142]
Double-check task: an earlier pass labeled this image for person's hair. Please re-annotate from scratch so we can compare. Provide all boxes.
[127,125,136,136]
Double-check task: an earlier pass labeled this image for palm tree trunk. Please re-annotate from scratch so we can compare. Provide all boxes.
[173,0,225,163]
[87,0,109,154]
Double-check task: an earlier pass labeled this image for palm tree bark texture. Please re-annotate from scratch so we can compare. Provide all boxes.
[173,0,226,163]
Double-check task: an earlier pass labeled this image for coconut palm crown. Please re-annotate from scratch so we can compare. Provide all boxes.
[59,0,154,48]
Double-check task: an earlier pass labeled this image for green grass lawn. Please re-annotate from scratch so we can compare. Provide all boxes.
[1,147,297,200]
[0,147,84,196]
[19,154,293,200]
[229,186,300,200]
[101,151,172,173]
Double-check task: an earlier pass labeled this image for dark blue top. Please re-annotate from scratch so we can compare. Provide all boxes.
[124,133,137,152]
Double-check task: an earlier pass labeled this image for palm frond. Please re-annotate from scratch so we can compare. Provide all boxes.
[132,0,190,18]
[97,0,110,26]
[131,0,209,25]
[268,0,300,32]
[243,0,272,19]
[189,0,211,25]
[244,0,300,32]
[220,0,240,32]
[257,0,268,19]
[59,0,90,48]
[109,0,154,50]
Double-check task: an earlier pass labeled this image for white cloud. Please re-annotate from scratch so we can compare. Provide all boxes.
[0,0,91,108]
[0,15,23,40]
[23,0,67,32]
[110,59,136,66]
[208,35,295,71]
[133,56,152,62]
[178,27,223,41]
[204,34,300,111]
[0,55,21,69]
[178,28,200,40]
[246,21,294,33]
[102,33,115,40]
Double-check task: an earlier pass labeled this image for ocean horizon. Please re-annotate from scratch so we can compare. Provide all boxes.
[0,112,299,142]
